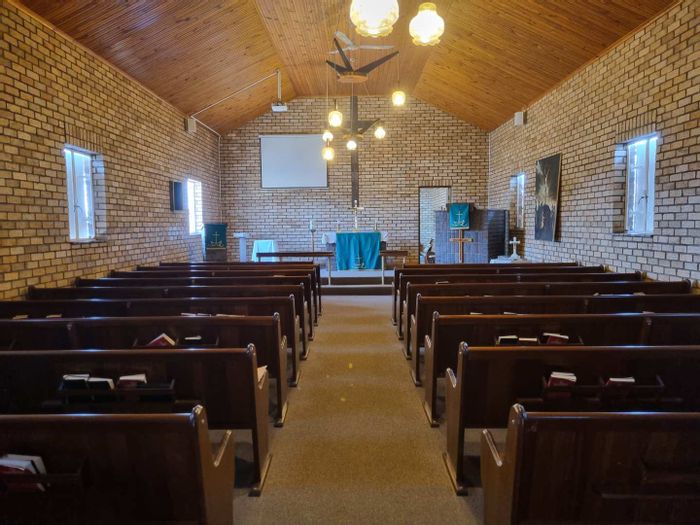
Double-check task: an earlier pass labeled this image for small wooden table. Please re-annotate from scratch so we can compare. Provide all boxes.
[379,250,408,285]
[256,251,334,285]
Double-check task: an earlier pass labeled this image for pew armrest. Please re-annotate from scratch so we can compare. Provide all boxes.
[481,429,503,467]
[212,430,234,468]
[481,428,514,525]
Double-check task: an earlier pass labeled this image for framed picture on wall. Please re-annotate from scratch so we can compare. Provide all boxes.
[534,154,562,241]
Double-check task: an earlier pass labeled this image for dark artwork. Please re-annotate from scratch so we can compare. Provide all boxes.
[534,154,562,242]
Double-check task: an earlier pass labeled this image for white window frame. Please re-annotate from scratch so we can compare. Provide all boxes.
[624,134,657,236]
[513,172,525,230]
[187,178,204,235]
[64,147,96,242]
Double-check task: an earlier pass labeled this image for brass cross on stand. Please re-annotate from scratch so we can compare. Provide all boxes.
[449,230,474,263]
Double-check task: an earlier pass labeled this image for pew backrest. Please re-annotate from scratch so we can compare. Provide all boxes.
[0,405,234,525]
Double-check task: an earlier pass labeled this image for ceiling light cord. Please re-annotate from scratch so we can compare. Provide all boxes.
[190,70,279,118]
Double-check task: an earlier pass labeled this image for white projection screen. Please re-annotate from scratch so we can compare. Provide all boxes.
[260,134,328,188]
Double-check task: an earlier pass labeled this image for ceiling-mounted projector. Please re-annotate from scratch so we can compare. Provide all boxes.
[271,101,288,112]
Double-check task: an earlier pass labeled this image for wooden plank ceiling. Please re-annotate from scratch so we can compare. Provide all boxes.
[19,0,676,132]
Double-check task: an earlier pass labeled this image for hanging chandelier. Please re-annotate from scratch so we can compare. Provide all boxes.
[409,3,445,46]
[350,0,400,38]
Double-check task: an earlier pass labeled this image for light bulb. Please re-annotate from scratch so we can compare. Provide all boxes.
[350,0,400,38]
[346,137,358,151]
[392,90,406,107]
[328,109,343,127]
[322,144,335,161]
[374,125,386,139]
[409,2,445,46]
[322,130,334,142]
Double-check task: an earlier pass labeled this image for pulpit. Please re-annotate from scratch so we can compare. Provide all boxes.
[434,209,507,263]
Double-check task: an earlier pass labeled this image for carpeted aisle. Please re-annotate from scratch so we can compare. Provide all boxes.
[234,295,482,524]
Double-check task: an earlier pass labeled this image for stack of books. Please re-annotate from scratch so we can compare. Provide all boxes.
[0,454,47,492]
[60,374,114,390]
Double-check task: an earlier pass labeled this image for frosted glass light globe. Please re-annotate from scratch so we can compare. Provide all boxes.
[374,125,386,139]
[322,145,335,161]
[409,3,445,46]
[322,130,334,142]
[392,90,406,107]
[350,0,400,38]
[346,137,358,151]
[328,110,343,127]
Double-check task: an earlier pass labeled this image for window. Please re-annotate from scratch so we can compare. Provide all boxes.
[187,178,204,235]
[625,135,657,235]
[511,173,525,230]
[64,147,96,241]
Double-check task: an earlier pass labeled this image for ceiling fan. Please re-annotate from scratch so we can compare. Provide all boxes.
[325,36,399,84]
[329,31,394,54]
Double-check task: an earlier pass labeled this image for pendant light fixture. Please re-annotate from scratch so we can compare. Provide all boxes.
[374,122,386,139]
[328,100,343,127]
[322,130,334,142]
[350,0,400,38]
[391,57,406,107]
[346,136,358,151]
[322,141,335,161]
[409,2,445,46]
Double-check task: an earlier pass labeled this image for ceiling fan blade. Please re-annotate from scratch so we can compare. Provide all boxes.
[355,51,399,75]
[335,31,355,47]
[333,38,354,71]
[325,60,352,75]
[359,45,394,50]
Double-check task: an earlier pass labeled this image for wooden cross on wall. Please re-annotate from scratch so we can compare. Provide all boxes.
[346,95,380,207]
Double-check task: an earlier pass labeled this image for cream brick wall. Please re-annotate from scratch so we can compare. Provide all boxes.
[221,96,488,263]
[0,2,221,299]
[488,0,699,282]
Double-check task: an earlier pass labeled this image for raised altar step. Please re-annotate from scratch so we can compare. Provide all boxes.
[324,284,391,296]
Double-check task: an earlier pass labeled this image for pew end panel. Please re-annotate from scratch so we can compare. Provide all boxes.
[443,355,468,496]
[479,405,526,524]
[481,406,700,524]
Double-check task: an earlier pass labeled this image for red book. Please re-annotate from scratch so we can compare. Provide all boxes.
[0,454,46,492]
[542,332,570,345]
[146,333,176,347]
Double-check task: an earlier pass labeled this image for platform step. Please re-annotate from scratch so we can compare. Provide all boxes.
[324,285,392,295]
[323,276,393,286]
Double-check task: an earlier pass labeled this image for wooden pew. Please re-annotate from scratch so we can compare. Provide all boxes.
[0,315,289,426]
[0,346,270,495]
[480,405,700,523]
[27,283,314,346]
[396,271,644,339]
[76,275,318,336]
[401,279,693,350]
[0,405,234,524]
[423,312,700,425]
[123,267,322,319]
[0,295,304,384]
[155,261,322,299]
[445,344,700,495]
[408,293,700,360]
[391,263,601,323]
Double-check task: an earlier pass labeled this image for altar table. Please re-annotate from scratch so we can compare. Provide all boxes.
[335,232,382,270]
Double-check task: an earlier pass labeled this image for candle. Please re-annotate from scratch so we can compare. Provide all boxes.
[309,219,314,231]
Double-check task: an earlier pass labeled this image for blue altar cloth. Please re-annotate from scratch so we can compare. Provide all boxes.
[335,232,381,270]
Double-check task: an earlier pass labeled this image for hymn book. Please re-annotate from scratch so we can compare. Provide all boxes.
[541,332,570,344]
[146,333,176,347]
[606,376,636,386]
[117,374,147,388]
[0,454,47,492]
[496,335,519,345]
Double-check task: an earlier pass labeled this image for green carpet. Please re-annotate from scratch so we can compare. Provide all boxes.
[234,295,483,524]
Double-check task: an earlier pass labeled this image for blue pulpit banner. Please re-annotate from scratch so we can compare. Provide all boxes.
[335,232,381,270]
[202,223,228,251]
[449,203,471,229]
